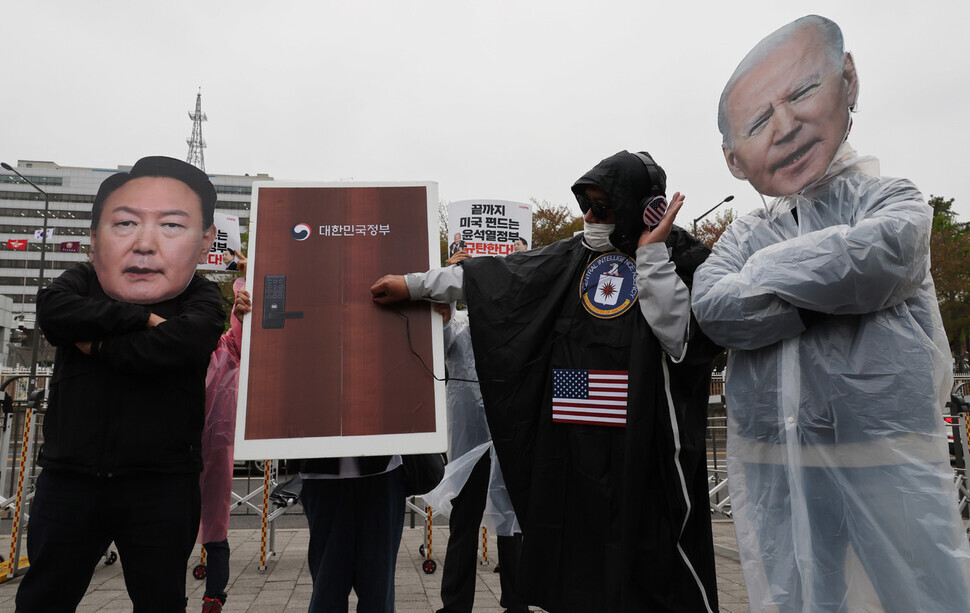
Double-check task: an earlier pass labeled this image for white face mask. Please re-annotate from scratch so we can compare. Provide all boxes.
[583,221,615,252]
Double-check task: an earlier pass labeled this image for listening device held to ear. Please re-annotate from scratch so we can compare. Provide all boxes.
[642,195,668,228]
[632,152,668,229]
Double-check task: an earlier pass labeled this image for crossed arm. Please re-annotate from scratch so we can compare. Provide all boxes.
[692,179,930,350]
[38,265,225,373]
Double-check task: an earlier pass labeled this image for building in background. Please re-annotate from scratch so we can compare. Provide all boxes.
[0,159,270,365]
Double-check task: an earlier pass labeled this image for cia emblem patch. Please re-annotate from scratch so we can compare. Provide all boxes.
[579,252,638,319]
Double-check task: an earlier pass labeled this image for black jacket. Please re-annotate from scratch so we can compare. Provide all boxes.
[37,263,225,476]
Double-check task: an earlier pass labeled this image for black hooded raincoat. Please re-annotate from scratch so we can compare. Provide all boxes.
[459,152,720,612]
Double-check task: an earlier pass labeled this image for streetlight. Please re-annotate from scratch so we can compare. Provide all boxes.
[1,162,51,395]
[693,195,734,236]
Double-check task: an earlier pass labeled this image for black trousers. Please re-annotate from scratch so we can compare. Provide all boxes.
[437,453,528,613]
[16,468,201,613]
[301,467,405,613]
[202,539,230,602]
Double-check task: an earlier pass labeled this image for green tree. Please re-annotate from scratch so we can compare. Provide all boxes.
[694,209,736,250]
[530,198,583,248]
[929,195,970,357]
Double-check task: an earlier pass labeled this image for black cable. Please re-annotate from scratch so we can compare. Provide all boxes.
[394,251,597,385]
[392,308,479,384]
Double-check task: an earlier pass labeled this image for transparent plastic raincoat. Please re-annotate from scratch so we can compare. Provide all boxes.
[423,310,519,535]
[692,145,970,612]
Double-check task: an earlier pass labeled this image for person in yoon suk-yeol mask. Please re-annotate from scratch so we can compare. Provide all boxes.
[16,156,224,612]
[692,14,970,613]
[371,150,722,613]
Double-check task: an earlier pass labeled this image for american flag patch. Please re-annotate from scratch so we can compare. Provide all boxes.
[552,369,628,427]
[642,196,669,228]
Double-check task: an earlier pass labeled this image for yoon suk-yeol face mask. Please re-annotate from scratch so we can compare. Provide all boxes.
[583,221,616,252]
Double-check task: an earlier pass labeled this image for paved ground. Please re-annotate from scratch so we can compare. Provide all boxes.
[0,519,747,612]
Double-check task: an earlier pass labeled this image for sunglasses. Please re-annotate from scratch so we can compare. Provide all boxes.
[577,193,612,221]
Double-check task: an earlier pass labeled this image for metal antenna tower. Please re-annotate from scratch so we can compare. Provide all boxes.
[186,88,207,171]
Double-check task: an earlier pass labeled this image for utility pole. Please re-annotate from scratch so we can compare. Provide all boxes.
[693,195,734,236]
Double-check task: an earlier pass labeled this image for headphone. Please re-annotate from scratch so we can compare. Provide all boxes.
[632,152,668,228]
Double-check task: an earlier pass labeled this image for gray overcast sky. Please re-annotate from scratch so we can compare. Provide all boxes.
[3,1,968,224]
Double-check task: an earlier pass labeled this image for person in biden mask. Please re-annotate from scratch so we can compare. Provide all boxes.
[692,14,970,612]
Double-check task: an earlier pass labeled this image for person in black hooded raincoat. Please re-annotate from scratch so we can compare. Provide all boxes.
[371,151,720,612]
